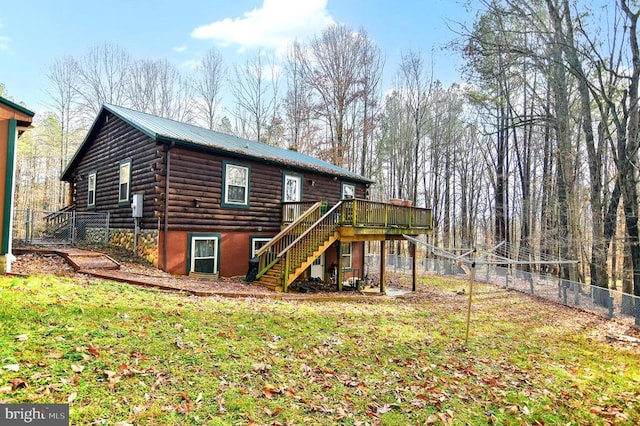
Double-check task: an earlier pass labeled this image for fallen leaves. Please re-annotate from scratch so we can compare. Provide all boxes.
[70,364,85,373]
[1,272,639,425]
[9,378,27,390]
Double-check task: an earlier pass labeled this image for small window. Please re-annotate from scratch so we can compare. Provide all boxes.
[251,237,272,258]
[283,174,302,202]
[342,183,355,199]
[87,172,97,207]
[189,235,219,275]
[341,242,352,270]
[119,160,132,204]
[223,163,250,207]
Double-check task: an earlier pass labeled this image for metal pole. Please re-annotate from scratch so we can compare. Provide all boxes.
[71,211,76,245]
[464,260,476,346]
[25,208,30,243]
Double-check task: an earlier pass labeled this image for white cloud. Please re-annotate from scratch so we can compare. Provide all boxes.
[0,22,10,52]
[190,0,334,54]
[172,45,187,53]
[180,59,201,71]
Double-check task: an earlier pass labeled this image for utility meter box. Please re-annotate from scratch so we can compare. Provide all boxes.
[131,193,144,218]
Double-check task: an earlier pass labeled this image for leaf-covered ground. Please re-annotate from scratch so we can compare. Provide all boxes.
[0,273,638,425]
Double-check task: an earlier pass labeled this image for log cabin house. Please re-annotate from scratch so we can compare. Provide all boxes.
[61,104,432,291]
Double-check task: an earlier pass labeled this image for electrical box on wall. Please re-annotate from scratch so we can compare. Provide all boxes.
[131,193,143,218]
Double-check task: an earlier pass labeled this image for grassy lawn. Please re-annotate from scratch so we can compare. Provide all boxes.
[1,274,638,425]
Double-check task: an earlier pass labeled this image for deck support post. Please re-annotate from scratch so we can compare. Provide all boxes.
[380,240,386,294]
[337,242,343,292]
[411,241,417,291]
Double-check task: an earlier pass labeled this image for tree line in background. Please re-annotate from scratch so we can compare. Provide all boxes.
[4,0,640,307]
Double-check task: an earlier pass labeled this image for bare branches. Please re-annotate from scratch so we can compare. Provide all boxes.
[192,48,225,130]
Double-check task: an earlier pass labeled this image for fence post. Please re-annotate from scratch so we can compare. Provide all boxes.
[608,295,614,319]
[105,212,110,244]
[71,211,76,245]
[529,271,534,294]
[25,208,30,243]
[30,209,35,244]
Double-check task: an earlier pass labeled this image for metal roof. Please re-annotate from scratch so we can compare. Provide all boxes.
[0,96,35,118]
[101,104,372,183]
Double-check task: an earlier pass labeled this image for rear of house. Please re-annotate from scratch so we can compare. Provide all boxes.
[61,104,372,280]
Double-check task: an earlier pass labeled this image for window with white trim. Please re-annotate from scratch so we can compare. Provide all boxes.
[251,237,271,258]
[341,242,352,270]
[87,172,96,207]
[342,183,355,199]
[224,163,249,206]
[118,160,131,204]
[190,235,219,274]
[284,174,302,202]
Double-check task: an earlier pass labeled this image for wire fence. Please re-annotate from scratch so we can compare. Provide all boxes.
[13,209,110,246]
[366,254,640,326]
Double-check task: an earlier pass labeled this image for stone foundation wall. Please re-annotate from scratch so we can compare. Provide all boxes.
[109,229,158,267]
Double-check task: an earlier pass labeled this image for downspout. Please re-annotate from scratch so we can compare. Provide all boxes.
[163,142,173,272]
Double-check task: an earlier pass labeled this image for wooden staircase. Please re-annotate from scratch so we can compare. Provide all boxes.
[253,202,342,292]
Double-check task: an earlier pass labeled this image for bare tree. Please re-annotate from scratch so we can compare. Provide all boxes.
[283,41,315,152]
[302,24,369,168]
[126,58,195,122]
[399,50,432,204]
[192,48,225,130]
[229,52,278,143]
[46,55,79,208]
[74,42,131,122]
[359,37,384,178]
[126,59,159,113]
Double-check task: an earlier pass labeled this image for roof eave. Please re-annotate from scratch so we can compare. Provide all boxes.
[0,96,35,117]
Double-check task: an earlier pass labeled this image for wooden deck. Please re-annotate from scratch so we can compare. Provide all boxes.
[254,199,433,291]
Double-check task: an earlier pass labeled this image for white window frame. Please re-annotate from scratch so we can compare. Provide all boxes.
[342,183,356,199]
[251,237,272,258]
[341,242,353,270]
[190,235,219,275]
[224,163,249,206]
[87,172,97,207]
[118,160,131,204]
[283,174,302,202]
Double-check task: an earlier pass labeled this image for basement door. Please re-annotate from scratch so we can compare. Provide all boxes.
[310,253,325,280]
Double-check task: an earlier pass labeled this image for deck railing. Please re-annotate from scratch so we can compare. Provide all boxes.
[282,201,322,224]
[340,199,432,229]
[255,201,324,279]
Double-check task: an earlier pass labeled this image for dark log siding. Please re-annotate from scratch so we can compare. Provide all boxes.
[165,146,367,233]
[69,113,159,229]
[66,111,369,277]
[69,113,366,232]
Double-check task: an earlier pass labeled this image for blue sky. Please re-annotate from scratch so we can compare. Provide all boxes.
[0,0,475,113]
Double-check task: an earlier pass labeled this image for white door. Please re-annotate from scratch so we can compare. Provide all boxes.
[284,174,303,220]
[284,175,302,202]
[310,253,325,279]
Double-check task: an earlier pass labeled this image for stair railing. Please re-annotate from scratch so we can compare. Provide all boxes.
[255,201,323,279]
[278,201,343,291]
